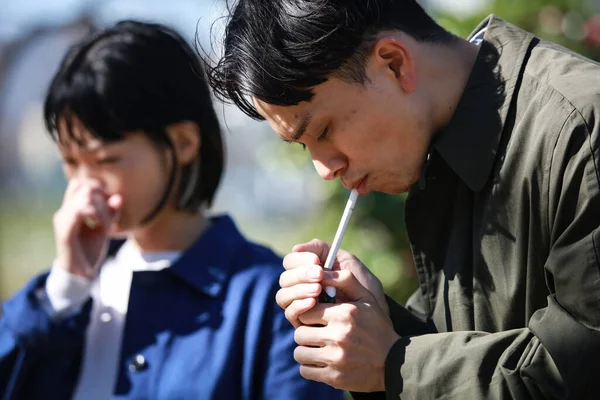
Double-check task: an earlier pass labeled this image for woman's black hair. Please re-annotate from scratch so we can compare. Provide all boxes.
[44,20,224,220]
[206,0,455,119]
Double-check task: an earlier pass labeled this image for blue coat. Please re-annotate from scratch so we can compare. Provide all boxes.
[0,215,343,399]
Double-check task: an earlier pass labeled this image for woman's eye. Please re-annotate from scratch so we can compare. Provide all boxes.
[62,158,77,166]
[97,156,120,165]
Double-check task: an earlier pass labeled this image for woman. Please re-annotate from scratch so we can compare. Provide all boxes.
[0,20,342,400]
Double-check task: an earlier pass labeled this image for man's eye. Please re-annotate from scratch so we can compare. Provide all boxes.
[317,127,329,141]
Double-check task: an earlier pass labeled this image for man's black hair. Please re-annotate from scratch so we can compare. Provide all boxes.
[207,0,454,119]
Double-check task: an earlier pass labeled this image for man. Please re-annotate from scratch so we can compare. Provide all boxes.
[208,0,600,398]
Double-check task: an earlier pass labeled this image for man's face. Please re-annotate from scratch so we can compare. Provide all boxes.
[255,63,433,195]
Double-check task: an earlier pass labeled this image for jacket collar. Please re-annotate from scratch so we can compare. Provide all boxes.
[108,215,247,298]
[430,15,535,191]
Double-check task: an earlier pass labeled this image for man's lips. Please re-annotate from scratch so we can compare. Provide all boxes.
[342,176,366,191]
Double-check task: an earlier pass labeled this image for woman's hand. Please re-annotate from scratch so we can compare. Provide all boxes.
[53,179,122,278]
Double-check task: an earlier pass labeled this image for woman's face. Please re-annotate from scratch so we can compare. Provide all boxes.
[57,117,174,235]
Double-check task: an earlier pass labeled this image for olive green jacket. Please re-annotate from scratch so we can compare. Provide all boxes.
[368,15,600,400]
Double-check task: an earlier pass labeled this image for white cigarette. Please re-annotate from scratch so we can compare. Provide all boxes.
[322,189,359,298]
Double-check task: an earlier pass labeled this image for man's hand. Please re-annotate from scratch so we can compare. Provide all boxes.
[295,269,400,392]
[276,239,400,392]
[277,239,389,327]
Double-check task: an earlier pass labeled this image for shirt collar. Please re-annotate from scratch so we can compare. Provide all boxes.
[430,15,536,191]
[107,214,247,298]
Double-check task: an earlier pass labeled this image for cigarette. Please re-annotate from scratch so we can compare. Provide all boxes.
[321,189,359,302]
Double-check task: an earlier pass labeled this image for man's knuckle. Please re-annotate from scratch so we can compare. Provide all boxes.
[331,326,349,347]
[293,345,302,361]
[348,303,360,316]
[339,269,353,282]
[293,326,306,344]
[328,368,344,388]
[278,272,287,288]
[279,270,295,287]
[282,254,295,268]
[284,306,297,323]
[299,365,311,380]
[340,302,359,319]
[275,289,285,307]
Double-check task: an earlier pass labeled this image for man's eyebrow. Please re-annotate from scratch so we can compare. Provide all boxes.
[284,112,313,143]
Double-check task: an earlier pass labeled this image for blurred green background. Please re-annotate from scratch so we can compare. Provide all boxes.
[1,0,599,306]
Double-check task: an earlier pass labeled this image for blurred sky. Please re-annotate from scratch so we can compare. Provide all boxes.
[0,0,220,44]
[0,0,489,44]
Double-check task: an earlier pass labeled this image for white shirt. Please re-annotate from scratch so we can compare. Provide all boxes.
[42,241,181,400]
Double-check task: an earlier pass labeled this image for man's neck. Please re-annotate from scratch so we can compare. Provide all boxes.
[421,38,480,133]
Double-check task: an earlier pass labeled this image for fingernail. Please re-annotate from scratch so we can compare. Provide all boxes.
[307,266,321,279]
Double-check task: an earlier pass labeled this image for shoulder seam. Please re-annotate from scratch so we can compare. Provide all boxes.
[523,71,594,134]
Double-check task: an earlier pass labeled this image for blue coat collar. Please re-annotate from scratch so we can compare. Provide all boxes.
[107,215,246,298]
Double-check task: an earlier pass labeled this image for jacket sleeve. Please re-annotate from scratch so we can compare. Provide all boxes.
[383,112,600,399]
[0,272,92,399]
[388,294,437,337]
[349,291,438,400]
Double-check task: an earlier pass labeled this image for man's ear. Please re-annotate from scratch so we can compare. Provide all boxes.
[370,36,417,93]
[165,121,201,165]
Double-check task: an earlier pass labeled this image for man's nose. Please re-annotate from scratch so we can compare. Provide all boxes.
[313,158,344,181]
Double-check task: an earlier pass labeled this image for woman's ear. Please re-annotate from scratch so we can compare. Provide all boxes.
[166,121,201,165]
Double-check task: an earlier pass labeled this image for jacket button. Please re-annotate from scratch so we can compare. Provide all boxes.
[128,354,148,372]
